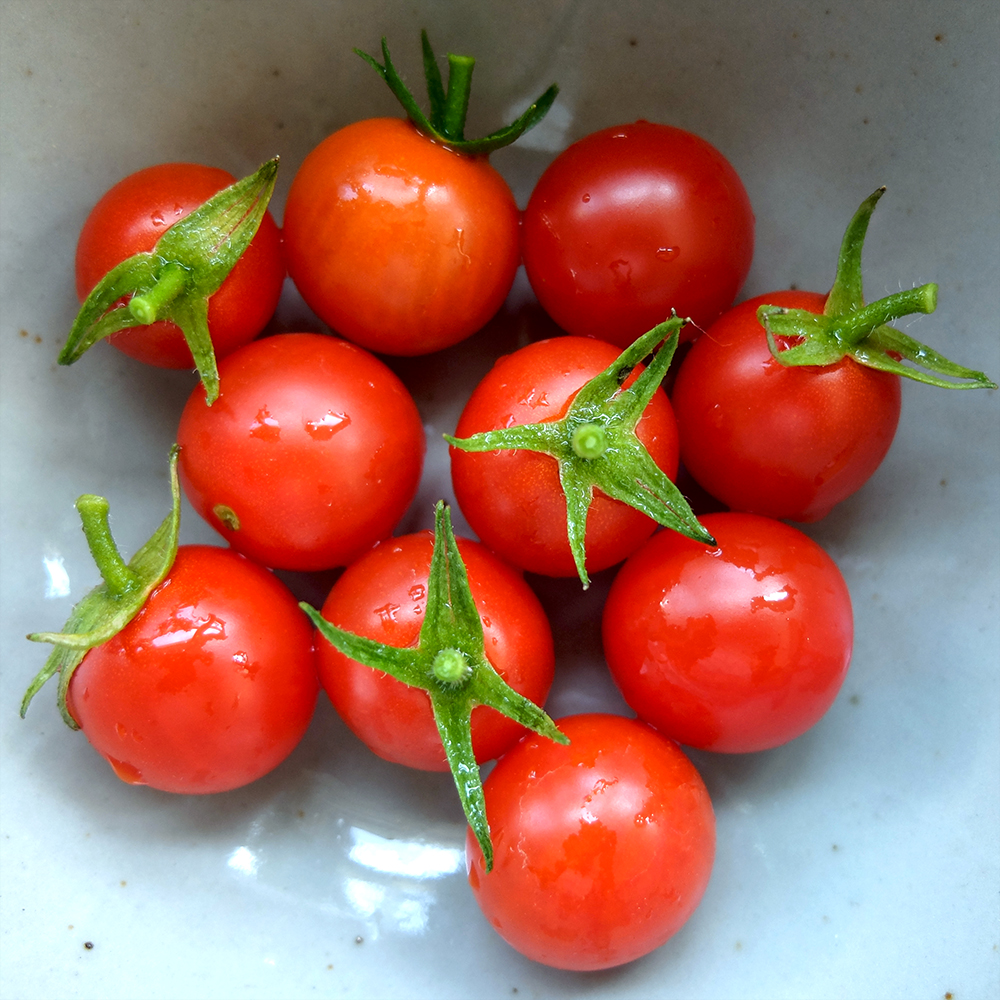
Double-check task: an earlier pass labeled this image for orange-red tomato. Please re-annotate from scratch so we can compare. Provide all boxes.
[67,545,318,794]
[603,513,854,752]
[672,291,902,522]
[282,117,520,356]
[466,713,715,970]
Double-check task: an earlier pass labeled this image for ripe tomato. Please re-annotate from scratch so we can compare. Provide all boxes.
[176,333,425,572]
[521,120,754,347]
[66,545,318,794]
[466,713,716,971]
[449,335,681,578]
[315,529,554,771]
[282,118,519,356]
[75,162,285,369]
[671,291,902,522]
[602,512,854,753]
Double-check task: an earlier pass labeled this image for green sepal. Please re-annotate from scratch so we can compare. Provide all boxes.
[445,317,716,588]
[21,447,183,728]
[355,31,558,155]
[301,501,567,872]
[758,188,997,390]
[59,159,280,404]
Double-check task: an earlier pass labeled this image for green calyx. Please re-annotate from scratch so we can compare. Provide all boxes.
[22,447,183,729]
[59,159,280,404]
[445,317,716,588]
[758,187,997,390]
[300,501,567,872]
[355,30,558,155]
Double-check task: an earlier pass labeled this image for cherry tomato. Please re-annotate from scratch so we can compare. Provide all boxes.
[66,545,318,794]
[282,118,519,356]
[316,530,555,771]
[603,512,854,753]
[466,713,716,971]
[75,162,285,368]
[176,333,425,572]
[671,291,902,522]
[449,335,681,578]
[522,120,755,347]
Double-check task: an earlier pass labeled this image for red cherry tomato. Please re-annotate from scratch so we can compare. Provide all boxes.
[315,531,555,770]
[466,713,716,971]
[66,545,318,793]
[602,512,854,753]
[522,121,754,347]
[176,333,425,572]
[75,162,285,369]
[671,291,902,522]
[282,118,519,356]
[449,335,680,578]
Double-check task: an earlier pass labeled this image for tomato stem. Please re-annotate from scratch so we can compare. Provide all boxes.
[758,188,997,389]
[432,647,472,686]
[571,422,609,459]
[833,284,937,346]
[127,263,190,325]
[77,495,139,598]
[22,447,183,728]
[356,32,557,156]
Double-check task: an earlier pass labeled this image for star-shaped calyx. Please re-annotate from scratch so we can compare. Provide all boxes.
[300,502,567,872]
[758,187,996,390]
[446,316,716,587]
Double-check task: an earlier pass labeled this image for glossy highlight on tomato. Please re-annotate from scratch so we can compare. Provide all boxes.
[283,117,519,355]
[176,332,425,571]
[316,530,555,771]
[75,162,285,368]
[466,713,716,971]
[671,291,902,521]
[522,120,754,347]
[66,545,318,793]
[603,512,854,753]
[450,335,681,578]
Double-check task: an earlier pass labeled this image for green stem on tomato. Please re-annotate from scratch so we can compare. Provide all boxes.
[356,30,558,156]
[76,495,139,599]
[22,447,183,728]
[757,188,997,390]
[301,501,567,872]
[127,262,190,325]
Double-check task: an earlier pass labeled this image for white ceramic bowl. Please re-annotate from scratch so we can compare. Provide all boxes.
[2,2,997,997]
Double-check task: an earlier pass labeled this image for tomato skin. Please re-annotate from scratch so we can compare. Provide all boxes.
[65,545,318,794]
[283,118,520,356]
[671,291,902,522]
[75,162,285,369]
[466,713,715,971]
[450,336,680,578]
[522,121,754,347]
[602,513,853,753]
[316,531,554,771]
[176,333,425,572]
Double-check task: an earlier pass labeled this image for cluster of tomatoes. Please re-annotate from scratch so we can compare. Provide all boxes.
[25,33,994,974]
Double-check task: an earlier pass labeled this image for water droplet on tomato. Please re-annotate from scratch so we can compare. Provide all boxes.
[655,246,680,261]
[250,406,281,441]
[150,210,166,226]
[582,193,591,203]
[105,754,145,785]
[304,410,351,440]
